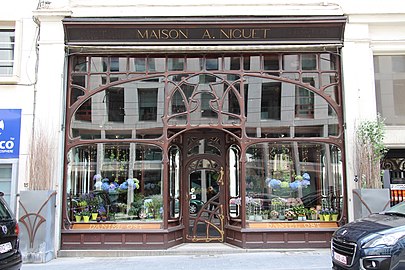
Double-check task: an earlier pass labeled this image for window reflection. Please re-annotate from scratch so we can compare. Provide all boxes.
[69,54,340,137]
[67,143,163,222]
[374,55,405,125]
[245,142,343,222]
[261,82,281,120]
[169,146,180,218]
[229,145,240,218]
[138,88,158,121]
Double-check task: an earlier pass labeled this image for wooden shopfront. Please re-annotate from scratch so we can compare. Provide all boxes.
[61,16,346,249]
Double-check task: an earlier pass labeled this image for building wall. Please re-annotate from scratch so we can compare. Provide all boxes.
[1,0,405,254]
[0,1,38,211]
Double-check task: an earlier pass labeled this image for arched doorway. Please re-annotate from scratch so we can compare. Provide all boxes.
[181,129,227,242]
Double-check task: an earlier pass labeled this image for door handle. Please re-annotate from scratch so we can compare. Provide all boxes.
[217,167,224,186]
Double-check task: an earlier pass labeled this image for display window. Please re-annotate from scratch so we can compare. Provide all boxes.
[244,142,343,222]
[67,143,163,223]
[65,53,344,227]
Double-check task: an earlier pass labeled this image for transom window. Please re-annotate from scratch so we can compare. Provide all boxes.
[68,53,341,141]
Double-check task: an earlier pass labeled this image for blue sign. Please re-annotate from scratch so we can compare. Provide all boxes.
[0,109,21,159]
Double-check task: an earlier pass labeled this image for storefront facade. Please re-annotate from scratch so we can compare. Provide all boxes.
[60,16,346,249]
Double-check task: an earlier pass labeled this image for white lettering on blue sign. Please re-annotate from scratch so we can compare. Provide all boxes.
[0,140,14,150]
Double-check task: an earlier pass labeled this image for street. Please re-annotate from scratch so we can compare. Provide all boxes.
[21,249,333,270]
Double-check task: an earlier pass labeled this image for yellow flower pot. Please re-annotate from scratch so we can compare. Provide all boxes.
[323,214,330,221]
[91,213,98,220]
[83,215,90,222]
[75,215,82,222]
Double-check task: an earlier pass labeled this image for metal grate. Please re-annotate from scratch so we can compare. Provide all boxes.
[332,237,357,266]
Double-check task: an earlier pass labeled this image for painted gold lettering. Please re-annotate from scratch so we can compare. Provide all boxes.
[169,30,179,39]
[252,29,258,39]
[137,30,148,39]
[150,30,159,39]
[233,29,242,38]
[202,29,213,39]
[161,29,169,39]
[242,29,252,39]
[178,29,188,39]
[263,29,270,39]
[220,29,230,39]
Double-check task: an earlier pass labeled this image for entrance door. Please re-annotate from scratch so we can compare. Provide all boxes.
[183,130,226,242]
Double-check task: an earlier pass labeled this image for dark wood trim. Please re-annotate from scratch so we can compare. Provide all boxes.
[63,16,346,46]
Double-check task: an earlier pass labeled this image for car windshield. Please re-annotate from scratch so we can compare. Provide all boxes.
[384,201,405,216]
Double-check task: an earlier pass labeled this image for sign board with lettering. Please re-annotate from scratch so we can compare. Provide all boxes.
[72,222,162,230]
[0,109,21,159]
[247,221,338,229]
[63,16,346,46]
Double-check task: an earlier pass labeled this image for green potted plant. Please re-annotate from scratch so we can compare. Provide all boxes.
[131,193,145,218]
[261,210,269,220]
[330,209,339,221]
[293,205,307,221]
[308,208,317,220]
[81,209,91,222]
[144,195,163,219]
[321,208,331,221]
[74,210,82,222]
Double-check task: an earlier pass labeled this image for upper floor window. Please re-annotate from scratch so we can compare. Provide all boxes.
[138,88,158,121]
[0,21,21,83]
[0,29,14,77]
[374,55,405,125]
[261,82,281,120]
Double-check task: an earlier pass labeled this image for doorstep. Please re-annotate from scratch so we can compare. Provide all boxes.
[58,243,328,257]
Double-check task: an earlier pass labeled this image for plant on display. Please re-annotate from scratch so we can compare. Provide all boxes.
[355,115,387,189]
[144,195,163,219]
[284,209,296,220]
[81,208,90,217]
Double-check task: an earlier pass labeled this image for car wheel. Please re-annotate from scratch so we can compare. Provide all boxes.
[189,203,198,214]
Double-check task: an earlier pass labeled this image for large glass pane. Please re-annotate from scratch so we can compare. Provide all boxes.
[107,88,124,122]
[0,30,14,76]
[261,82,281,120]
[72,56,87,72]
[67,143,163,223]
[168,58,185,71]
[283,55,299,71]
[374,55,405,125]
[229,145,241,218]
[169,146,180,219]
[245,142,343,222]
[138,88,158,121]
[264,55,279,70]
[295,87,314,119]
[301,54,317,70]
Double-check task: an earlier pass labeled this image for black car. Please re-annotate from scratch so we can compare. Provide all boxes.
[0,192,22,270]
[332,201,405,270]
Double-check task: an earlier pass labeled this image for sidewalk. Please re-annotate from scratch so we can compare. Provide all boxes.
[22,244,333,270]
